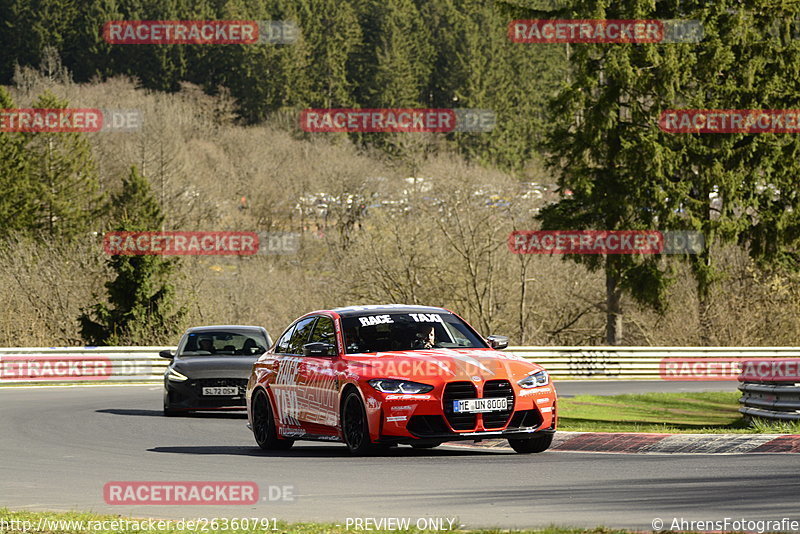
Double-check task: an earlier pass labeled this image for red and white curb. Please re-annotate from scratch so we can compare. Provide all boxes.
[446,432,800,454]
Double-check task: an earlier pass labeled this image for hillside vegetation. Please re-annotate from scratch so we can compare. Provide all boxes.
[1,73,799,346]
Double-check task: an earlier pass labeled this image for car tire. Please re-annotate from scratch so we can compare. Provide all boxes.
[508,433,553,454]
[252,389,294,451]
[163,395,179,417]
[341,390,377,455]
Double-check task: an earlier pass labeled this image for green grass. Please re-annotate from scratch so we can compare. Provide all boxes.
[0,509,636,534]
[556,392,799,434]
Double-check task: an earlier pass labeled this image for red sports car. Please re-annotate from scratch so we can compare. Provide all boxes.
[246,305,556,454]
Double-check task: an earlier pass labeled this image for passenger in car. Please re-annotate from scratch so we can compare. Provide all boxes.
[241,338,259,354]
[198,338,216,353]
[414,324,436,349]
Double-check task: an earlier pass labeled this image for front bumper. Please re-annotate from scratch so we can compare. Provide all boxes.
[378,427,556,445]
[366,381,557,442]
[165,377,249,411]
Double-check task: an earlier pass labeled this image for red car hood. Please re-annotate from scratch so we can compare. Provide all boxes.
[343,348,542,383]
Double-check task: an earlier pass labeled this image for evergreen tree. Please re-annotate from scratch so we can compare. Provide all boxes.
[537,0,693,344]
[672,1,800,343]
[358,0,433,107]
[0,0,80,83]
[0,86,37,237]
[197,0,309,123]
[67,0,123,82]
[79,166,185,345]
[289,0,361,108]
[449,2,567,172]
[537,0,800,344]
[23,90,104,239]
[348,0,435,162]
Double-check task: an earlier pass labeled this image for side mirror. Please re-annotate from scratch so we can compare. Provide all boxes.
[486,335,509,350]
[302,342,336,357]
[159,350,174,359]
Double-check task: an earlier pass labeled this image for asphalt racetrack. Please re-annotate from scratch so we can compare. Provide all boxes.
[2,382,798,530]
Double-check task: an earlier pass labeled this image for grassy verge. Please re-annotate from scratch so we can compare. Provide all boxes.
[0,509,634,534]
[557,391,800,434]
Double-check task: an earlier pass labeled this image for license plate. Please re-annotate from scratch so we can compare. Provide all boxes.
[452,397,508,413]
[202,386,238,396]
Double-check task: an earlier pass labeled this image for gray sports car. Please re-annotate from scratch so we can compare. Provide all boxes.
[161,325,272,416]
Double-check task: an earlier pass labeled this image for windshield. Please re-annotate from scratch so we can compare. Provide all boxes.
[340,312,487,354]
[178,331,268,356]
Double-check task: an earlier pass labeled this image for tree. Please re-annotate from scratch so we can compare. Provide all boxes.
[346,0,437,163]
[446,1,567,172]
[79,166,185,345]
[537,0,694,344]
[22,90,104,238]
[195,0,309,123]
[659,1,800,343]
[0,86,37,237]
[535,0,800,345]
[288,0,362,109]
[0,0,80,83]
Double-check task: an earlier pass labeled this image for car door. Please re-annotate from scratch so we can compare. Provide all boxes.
[295,315,340,429]
[271,317,314,431]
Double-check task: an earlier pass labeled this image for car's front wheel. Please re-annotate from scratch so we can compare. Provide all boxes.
[163,393,179,417]
[252,389,293,451]
[508,433,553,454]
[341,390,378,455]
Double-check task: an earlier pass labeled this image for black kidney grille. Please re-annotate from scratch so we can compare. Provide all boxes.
[481,379,515,428]
[442,381,478,430]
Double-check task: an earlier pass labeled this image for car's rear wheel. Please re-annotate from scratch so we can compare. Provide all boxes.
[508,433,553,453]
[341,390,377,455]
[252,389,294,451]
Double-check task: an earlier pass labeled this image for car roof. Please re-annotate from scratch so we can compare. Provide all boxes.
[185,325,266,334]
[329,304,452,317]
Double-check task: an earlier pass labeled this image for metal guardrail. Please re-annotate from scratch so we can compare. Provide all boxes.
[739,382,800,421]
[737,357,800,420]
[511,347,800,380]
[0,347,173,384]
[2,346,800,385]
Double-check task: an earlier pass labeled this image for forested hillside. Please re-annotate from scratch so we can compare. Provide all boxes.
[0,0,565,172]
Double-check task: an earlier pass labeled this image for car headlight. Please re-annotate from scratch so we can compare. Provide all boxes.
[167,368,189,382]
[368,379,433,394]
[517,370,549,389]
